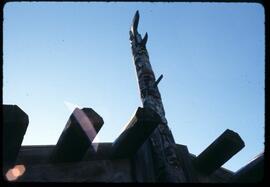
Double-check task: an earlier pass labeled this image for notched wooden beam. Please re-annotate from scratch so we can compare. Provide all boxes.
[111,107,161,159]
[50,108,103,163]
[194,129,245,175]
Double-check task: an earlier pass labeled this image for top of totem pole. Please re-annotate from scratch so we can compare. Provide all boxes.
[129,10,148,46]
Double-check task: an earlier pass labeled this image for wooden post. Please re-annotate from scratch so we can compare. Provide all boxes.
[194,129,245,175]
[111,107,161,158]
[50,108,103,163]
[3,105,29,173]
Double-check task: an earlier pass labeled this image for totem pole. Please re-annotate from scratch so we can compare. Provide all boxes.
[130,11,186,182]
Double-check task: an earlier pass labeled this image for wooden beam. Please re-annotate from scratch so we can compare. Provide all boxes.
[194,129,245,175]
[16,145,54,165]
[230,152,264,183]
[3,105,29,172]
[50,108,103,163]
[15,143,114,166]
[83,143,113,161]
[17,159,133,182]
[111,107,161,159]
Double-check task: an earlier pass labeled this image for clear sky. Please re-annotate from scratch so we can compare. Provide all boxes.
[3,2,264,172]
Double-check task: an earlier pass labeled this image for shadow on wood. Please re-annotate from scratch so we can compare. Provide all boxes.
[3,105,29,173]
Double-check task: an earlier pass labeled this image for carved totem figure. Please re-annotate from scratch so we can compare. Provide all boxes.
[130,11,186,182]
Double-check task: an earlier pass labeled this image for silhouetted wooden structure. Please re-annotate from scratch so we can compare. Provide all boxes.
[2,11,264,183]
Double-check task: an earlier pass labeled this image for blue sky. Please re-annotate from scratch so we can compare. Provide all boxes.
[3,2,264,172]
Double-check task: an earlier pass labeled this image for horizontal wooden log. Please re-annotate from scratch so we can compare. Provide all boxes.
[50,108,103,163]
[13,145,235,182]
[17,159,133,182]
[16,143,113,166]
[3,105,29,172]
[111,107,161,158]
[83,143,113,161]
[16,145,54,165]
[194,129,245,175]
[230,152,264,183]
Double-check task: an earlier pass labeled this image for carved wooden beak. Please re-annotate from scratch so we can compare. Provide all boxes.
[130,10,148,46]
[131,10,139,35]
